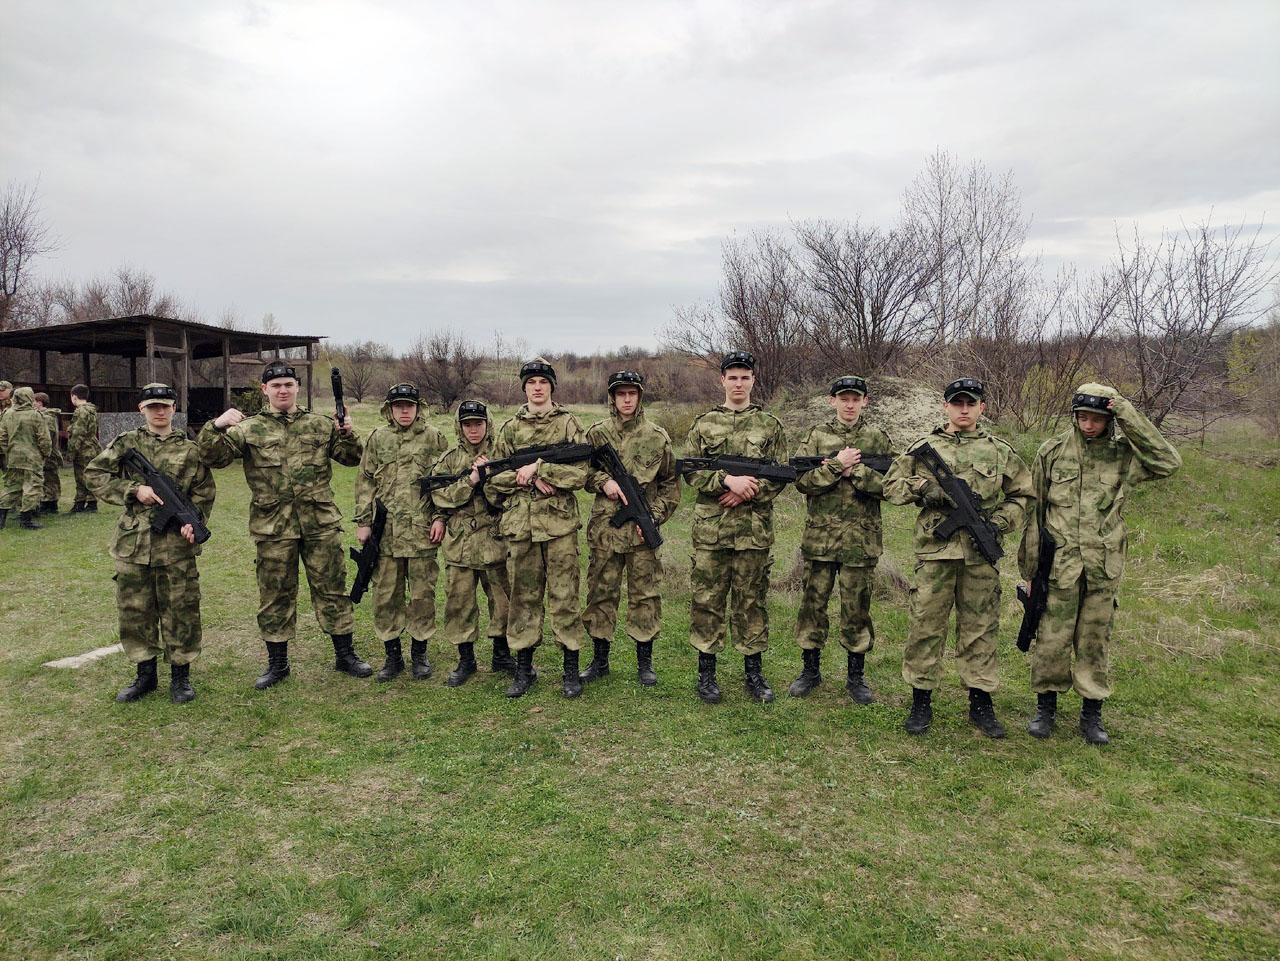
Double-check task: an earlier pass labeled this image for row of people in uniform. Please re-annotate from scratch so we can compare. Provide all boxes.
[0,380,101,528]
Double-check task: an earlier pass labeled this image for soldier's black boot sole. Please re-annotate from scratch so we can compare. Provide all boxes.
[116,658,158,702]
[845,651,875,704]
[579,638,610,683]
[446,642,477,687]
[19,511,42,529]
[376,639,404,682]
[696,651,721,704]
[331,633,373,678]
[968,688,1007,739]
[506,647,537,697]
[85,502,97,512]
[0,509,8,529]
[635,641,657,686]
[39,500,58,514]
[69,502,85,514]
[1027,691,1057,739]
[491,636,516,675]
[788,648,821,698]
[170,662,195,704]
[1080,698,1110,745]
[905,687,932,734]
[744,653,774,703]
[411,639,433,680]
[254,642,291,690]
[562,648,583,698]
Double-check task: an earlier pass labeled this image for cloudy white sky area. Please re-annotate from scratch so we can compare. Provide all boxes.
[3,0,1277,352]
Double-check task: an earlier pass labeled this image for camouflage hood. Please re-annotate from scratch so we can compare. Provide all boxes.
[10,387,34,410]
[455,408,496,453]
[378,398,430,433]
[1073,382,1117,443]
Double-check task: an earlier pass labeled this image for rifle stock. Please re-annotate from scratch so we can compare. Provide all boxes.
[119,449,211,545]
[675,455,797,484]
[590,442,663,549]
[349,499,387,604]
[910,442,1004,566]
[788,451,895,475]
[1016,526,1056,652]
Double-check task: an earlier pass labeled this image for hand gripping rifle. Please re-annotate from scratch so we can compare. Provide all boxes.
[788,451,895,475]
[910,442,1004,566]
[119,449,212,545]
[1015,526,1056,652]
[674,454,797,484]
[349,498,387,603]
[590,442,663,549]
[331,367,346,429]
[418,442,595,496]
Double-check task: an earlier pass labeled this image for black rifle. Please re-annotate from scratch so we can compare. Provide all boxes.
[910,442,1004,566]
[590,442,663,549]
[349,498,387,604]
[675,455,798,484]
[119,449,212,545]
[331,367,346,428]
[1015,526,1056,652]
[418,442,595,496]
[789,451,895,475]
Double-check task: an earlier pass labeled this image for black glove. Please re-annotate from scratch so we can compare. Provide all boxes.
[917,479,952,508]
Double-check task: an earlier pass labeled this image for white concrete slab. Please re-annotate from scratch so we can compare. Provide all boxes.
[43,644,123,669]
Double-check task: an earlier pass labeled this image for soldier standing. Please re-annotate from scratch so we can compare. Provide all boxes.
[354,383,447,682]
[68,384,102,513]
[580,370,681,687]
[685,350,788,704]
[883,378,1034,738]
[431,400,514,686]
[0,386,53,530]
[32,392,62,514]
[86,384,216,703]
[0,380,12,413]
[198,361,372,688]
[485,359,589,698]
[788,375,894,703]
[1019,384,1181,744]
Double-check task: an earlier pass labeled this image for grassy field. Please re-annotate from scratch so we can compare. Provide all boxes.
[1,404,1277,960]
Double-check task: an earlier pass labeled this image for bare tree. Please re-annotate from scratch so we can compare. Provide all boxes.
[399,330,486,408]
[0,179,59,329]
[327,340,391,402]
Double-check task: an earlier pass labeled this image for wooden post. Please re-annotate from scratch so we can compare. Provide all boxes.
[222,336,232,409]
[179,328,190,412]
[82,351,91,386]
[305,342,314,409]
[129,356,137,387]
[39,349,47,386]
[146,321,156,382]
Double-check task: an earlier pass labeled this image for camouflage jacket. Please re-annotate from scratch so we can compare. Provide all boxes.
[68,402,102,459]
[39,408,62,464]
[354,402,447,557]
[685,403,787,551]
[584,406,681,554]
[0,388,53,470]
[1018,397,1181,586]
[884,424,1034,564]
[793,416,895,565]
[198,408,361,542]
[431,409,505,568]
[485,403,588,543]
[85,426,216,565]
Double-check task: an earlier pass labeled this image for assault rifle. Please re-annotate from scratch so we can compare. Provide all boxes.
[1016,526,1056,652]
[119,449,212,545]
[788,451,895,475]
[674,455,797,484]
[331,367,346,428]
[590,442,663,549]
[349,498,387,604]
[418,442,595,496]
[910,442,1004,566]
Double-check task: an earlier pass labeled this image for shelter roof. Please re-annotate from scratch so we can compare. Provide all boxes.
[0,315,325,360]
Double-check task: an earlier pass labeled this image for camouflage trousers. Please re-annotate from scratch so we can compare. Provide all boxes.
[73,456,96,504]
[370,551,439,643]
[1030,573,1117,700]
[903,559,1000,692]
[582,547,662,643]
[505,534,582,652]
[795,559,875,653]
[42,456,62,503]
[688,548,771,656]
[442,562,510,646]
[114,556,201,664]
[254,532,355,644]
[1,467,43,513]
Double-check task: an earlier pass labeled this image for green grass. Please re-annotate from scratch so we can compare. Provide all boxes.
[0,406,1277,960]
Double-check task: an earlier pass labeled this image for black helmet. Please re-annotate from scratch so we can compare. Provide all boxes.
[607,370,644,393]
[720,350,756,372]
[829,375,868,397]
[137,383,177,406]
[519,359,557,390]
[261,362,298,383]
[457,400,488,422]
[1071,391,1113,415]
[385,383,421,404]
[943,377,984,402]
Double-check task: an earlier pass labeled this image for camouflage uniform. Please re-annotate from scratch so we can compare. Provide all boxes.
[685,403,788,655]
[68,401,102,506]
[85,426,216,665]
[0,388,52,515]
[37,406,62,508]
[198,407,362,643]
[485,402,588,652]
[884,425,1034,692]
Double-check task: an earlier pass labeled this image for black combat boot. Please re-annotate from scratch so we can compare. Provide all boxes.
[116,657,158,702]
[696,651,721,704]
[635,641,658,686]
[788,648,821,698]
[506,646,537,697]
[968,688,1007,739]
[39,499,58,515]
[905,687,932,734]
[411,639,433,680]
[491,635,516,675]
[562,648,583,698]
[447,642,476,686]
[84,501,97,512]
[69,501,86,514]
[1027,691,1057,739]
[19,511,42,529]
[846,651,875,705]
[1080,698,1110,745]
[580,637,611,683]
[743,652,775,703]
[254,642,290,689]
[331,633,373,678]
[0,509,8,529]
[376,638,404,682]
[170,662,195,704]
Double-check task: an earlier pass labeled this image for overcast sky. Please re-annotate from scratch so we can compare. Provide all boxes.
[4,0,1277,353]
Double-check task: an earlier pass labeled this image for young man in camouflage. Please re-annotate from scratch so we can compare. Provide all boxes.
[788,375,895,703]
[884,377,1034,738]
[32,392,62,514]
[0,380,12,414]
[485,359,590,698]
[0,386,53,530]
[68,384,102,513]
[685,350,788,704]
[86,383,216,703]
[1019,384,1181,744]
[199,361,371,688]
[354,383,448,682]
[580,370,681,687]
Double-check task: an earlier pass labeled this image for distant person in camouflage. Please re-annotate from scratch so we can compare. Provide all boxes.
[685,350,788,705]
[431,400,513,687]
[0,380,12,413]
[0,386,52,530]
[86,384,216,704]
[788,375,895,703]
[884,377,1034,738]
[354,383,448,682]
[581,370,681,687]
[32,392,62,514]
[68,384,102,513]
[199,361,371,689]
[485,359,590,698]
[1019,384,1181,745]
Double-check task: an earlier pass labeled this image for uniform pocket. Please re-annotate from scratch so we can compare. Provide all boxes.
[247,441,283,468]
[1048,467,1079,507]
